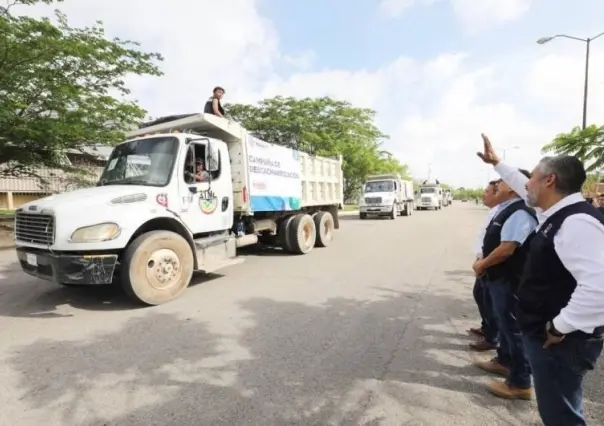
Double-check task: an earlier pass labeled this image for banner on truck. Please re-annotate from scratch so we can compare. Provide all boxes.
[246,135,301,212]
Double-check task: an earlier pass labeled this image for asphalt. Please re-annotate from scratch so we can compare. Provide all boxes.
[0,203,602,426]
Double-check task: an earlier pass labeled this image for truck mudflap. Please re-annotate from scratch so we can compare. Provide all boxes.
[16,248,118,285]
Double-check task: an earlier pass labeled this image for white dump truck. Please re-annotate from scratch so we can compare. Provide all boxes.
[442,189,452,207]
[13,113,344,305]
[358,174,414,219]
[416,180,442,210]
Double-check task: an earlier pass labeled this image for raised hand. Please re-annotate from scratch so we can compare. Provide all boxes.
[476,133,501,165]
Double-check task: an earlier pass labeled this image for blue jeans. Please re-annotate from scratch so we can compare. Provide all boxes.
[523,333,603,426]
[473,277,499,344]
[486,277,531,388]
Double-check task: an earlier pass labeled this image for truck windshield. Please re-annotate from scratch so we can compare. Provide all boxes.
[365,180,394,192]
[99,137,178,187]
[421,187,436,193]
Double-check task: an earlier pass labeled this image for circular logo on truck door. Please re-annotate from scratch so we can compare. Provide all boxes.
[199,189,218,214]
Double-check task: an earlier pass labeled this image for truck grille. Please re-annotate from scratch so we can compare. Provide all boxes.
[15,212,55,245]
[421,197,431,203]
[365,197,382,204]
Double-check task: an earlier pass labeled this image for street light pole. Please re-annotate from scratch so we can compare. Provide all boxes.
[537,31,604,130]
[582,39,590,130]
[501,146,519,161]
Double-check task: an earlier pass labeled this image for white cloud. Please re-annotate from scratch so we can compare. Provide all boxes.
[24,0,281,111]
[21,0,604,188]
[450,0,532,28]
[378,0,533,29]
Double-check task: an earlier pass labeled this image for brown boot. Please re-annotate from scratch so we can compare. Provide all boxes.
[486,380,533,400]
[468,327,485,338]
[474,358,510,376]
[469,338,496,352]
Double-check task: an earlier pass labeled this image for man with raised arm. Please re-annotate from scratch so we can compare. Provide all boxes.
[477,134,604,426]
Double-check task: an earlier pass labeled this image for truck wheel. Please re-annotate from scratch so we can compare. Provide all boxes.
[314,211,334,247]
[288,213,316,254]
[402,203,411,216]
[359,213,367,220]
[390,204,397,220]
[120,230,194,305]
[278,215,295,252]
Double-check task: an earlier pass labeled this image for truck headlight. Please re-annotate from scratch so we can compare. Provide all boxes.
[70,223,121,243]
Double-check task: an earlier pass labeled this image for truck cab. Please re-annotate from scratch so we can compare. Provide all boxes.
[416,181,442,210]
[358,174,414,219]
[13,113,343,305]
[442,189,452,207]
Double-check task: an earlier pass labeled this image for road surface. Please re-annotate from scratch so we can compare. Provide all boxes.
[0,204,602,426]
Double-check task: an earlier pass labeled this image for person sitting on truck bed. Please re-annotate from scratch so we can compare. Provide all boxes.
[204,86,226,118]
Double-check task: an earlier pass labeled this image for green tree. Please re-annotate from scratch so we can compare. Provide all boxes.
[0,0,163,178]
[541,125,604,172]
[453,187,483,200]
[226,96,409,200]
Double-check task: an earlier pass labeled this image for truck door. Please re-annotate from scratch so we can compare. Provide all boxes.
[178,140,233,235]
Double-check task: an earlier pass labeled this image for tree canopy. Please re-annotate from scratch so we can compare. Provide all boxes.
[226,96,409,200]
[541,125,604,172]
[0,0,163,177]
[453,187,483,200]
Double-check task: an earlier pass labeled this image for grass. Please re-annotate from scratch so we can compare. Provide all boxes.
[343,204,358,211]
[0,209,15,217]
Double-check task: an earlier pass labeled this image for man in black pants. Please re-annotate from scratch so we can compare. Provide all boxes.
[478,134,604,426]
[472,171,537,400]
[469,180,501,351]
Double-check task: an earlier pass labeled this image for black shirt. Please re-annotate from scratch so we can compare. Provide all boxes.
[204,97,225,116]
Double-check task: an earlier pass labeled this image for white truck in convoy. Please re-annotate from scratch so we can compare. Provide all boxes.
[416,180,443,210]
[13,113,344,305]
[358,174,414,219]
[442,189,452,207]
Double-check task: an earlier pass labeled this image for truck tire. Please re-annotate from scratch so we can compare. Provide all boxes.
[288,213,316,254]
[314,211,334,247]
[390,204,397,220]
[278,215,296,252]
[402,203,411,216]
[120,230,194,305]
[359,213,367,220]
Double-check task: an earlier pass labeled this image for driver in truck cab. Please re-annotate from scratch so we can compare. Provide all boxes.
[184,154,210,183]
[194,159,210,182]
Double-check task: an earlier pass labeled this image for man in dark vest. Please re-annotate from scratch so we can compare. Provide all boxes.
[469,180,502,351]
[478,134,604,426]
[472,170,537,400]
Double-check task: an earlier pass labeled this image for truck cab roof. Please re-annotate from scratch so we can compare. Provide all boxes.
[126,113,244,144]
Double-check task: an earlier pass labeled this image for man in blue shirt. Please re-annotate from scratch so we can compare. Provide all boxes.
[472,171,538,400]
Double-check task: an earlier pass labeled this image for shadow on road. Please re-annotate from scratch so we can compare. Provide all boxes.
[6,288,552,425]
[0,270,224,317]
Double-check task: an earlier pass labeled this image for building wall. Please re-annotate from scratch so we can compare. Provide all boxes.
[0,156,106,209]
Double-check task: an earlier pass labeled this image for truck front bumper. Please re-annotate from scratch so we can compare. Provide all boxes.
[360,205,393,215]
[16,248,118,285]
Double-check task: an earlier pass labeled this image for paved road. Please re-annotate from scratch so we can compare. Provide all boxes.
[0,204,602,426]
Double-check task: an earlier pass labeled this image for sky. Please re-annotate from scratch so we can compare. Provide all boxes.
[19,0,604,188]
